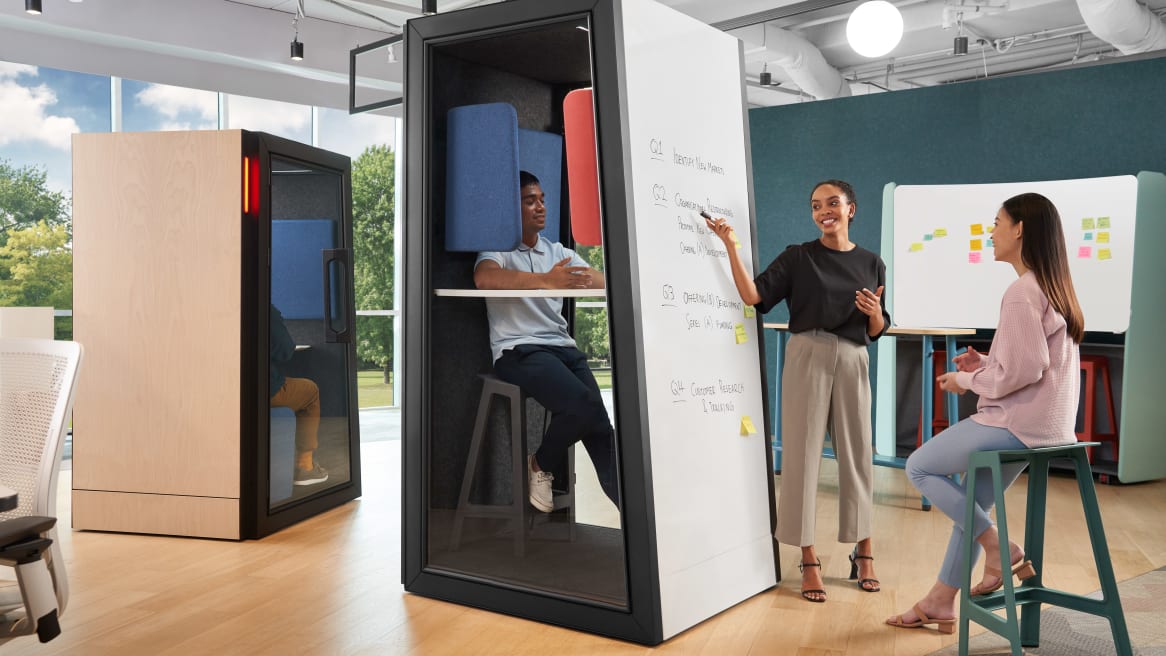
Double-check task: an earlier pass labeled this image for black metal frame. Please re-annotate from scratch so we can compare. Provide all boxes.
[240,130,363,539]
[350,34,404,115]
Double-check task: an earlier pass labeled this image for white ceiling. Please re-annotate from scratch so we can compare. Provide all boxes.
[1,0,1163,112]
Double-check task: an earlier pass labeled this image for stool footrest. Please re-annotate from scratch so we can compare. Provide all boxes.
[971,587,1114,616]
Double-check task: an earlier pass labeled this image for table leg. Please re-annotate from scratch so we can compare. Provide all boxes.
[773,331,788,472]
[920,335,935,510]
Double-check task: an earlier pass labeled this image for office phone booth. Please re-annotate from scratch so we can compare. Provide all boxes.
[72,130,361,540]
[401,0,777,645]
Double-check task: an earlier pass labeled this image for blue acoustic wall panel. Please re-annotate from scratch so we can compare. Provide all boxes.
[271,219,337,320]
[518,128,564,242]
[445,103,522,252]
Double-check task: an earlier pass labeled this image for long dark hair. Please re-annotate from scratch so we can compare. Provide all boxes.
[1001,192,1085,343]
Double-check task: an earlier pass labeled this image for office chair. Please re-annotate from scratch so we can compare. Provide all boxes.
[0,339,83,645]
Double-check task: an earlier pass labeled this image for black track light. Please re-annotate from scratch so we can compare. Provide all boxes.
[290,38,304,61]
[953,35,969,56]
[26,0,42,15]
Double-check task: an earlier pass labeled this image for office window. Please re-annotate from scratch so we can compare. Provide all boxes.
[223,93,311,143]
[122,80,216,132]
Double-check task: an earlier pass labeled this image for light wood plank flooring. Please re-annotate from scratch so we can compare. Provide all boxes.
[6,441,1163,656]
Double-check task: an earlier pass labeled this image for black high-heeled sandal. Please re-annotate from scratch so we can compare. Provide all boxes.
[849,547,881,592]
[798,559,826,603]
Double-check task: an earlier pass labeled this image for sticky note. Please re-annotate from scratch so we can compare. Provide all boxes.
[923,233,933,241]
[1097,232,1110,243]
[1098,217,1111,229]
[732,231,742,249]
[909,243,924,252]
[734,323,747,344]
[968,252,982,264]
[744,306,756,319]
[1078,245,1093,258]
[1098,248,1112,260]
[1084,232,1093,241]
[740,416,757,436]
[970,239,983,251]
[987,224,995,233]
[1082,218,1096,230]
[934,228,948,238]
[970,224,984,235]
[986,239,993,248]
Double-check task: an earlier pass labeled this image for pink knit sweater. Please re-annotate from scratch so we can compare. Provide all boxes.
[954,271,1081,448]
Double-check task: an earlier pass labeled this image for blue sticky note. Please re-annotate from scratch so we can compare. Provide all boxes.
[923,233,934,241]
[1084,232,1093,241]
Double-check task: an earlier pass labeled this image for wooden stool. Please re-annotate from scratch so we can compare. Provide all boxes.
[1078,354,1119,463]
[449,374,574,557]
[959,443,1130,656]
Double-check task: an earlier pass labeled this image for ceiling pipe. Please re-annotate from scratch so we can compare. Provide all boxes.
[735,23,851,100]
[1076,0,1166,54]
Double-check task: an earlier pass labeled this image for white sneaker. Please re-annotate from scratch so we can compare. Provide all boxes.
[528,455,554,513]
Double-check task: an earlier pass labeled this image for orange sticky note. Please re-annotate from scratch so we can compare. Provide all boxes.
[970,224,984,235]
[970,239,983,251]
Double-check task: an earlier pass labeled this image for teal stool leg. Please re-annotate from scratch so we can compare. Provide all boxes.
[991,454,1024,656]
[1071,448,1133,656]
[958,456,978,656]
[1020,453,1049,647]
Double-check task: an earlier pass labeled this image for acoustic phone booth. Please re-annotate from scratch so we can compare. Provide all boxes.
[72,130,361,540]
[401,0,778,644]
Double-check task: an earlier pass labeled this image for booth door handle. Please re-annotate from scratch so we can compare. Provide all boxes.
[322,248,352,343]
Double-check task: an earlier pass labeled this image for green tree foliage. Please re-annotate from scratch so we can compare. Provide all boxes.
[350,145,395,379]
[573,245,610,363]
[0,160,71,242]
[0,161,73,339]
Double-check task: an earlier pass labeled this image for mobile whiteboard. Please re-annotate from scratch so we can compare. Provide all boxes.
[891,176,1137,332]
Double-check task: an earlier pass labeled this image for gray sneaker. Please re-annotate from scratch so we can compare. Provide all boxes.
[527,455,554,512]
[294,463,329,486]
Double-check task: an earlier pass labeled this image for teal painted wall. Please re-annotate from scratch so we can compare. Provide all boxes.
[748,53,1166,439]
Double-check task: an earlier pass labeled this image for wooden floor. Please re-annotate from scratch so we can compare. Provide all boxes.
[6,441,1164,656]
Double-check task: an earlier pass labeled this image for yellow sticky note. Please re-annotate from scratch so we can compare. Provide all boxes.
[1082,217,1096,230]
[740,416,757,436]
[1097,231,1110,243]
[970,224,984,235]
[732,232,742,249]
[734,323,747,344]
[933,228,948,238]
[744,305,756,319]
[909,242,924,252]
[970,239,983,251]
[1098,248,1112,260]
[1098,217,1111,229]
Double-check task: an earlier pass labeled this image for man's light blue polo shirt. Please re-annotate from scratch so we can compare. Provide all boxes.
[475,235,588,362]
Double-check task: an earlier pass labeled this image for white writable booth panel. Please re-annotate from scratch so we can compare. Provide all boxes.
[892,176,1137,332]
[621,0,776,638]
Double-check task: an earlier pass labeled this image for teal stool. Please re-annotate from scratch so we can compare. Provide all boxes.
[959,443,1131,656]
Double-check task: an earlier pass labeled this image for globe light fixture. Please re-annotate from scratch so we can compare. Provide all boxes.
[846,0,904,58]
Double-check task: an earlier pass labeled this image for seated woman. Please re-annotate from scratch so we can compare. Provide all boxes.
[886,192,1084,633]
[270,304,327,486]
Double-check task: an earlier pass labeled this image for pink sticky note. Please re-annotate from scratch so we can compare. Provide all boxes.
[1078,246,1093,258]
[968,251,982,264]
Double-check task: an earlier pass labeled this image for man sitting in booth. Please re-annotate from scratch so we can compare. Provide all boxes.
[473,170,620,513]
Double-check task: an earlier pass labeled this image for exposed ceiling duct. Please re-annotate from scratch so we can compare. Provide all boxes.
[736,23,853,100]
[1076,0,1166,54]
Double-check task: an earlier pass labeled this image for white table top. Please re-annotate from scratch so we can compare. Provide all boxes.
[763,322,976,336]
[0,485,16,512]
[435,288,607,299]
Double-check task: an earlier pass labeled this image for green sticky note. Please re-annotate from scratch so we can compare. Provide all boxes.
[923,233,933,241]
[744,305,755,319]
[1082,218,1096,230]
[933,228,948,238]
[1098,217,1111,229]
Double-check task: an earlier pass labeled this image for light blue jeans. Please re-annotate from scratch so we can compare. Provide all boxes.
[906,418,1027,588]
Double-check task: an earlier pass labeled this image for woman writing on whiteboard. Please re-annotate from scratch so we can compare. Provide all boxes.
[885,192,1083,634]
[706,179,889,603]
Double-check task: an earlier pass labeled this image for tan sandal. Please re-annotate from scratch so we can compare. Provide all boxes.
[885,604,955,634]
[971,558,1036,595]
